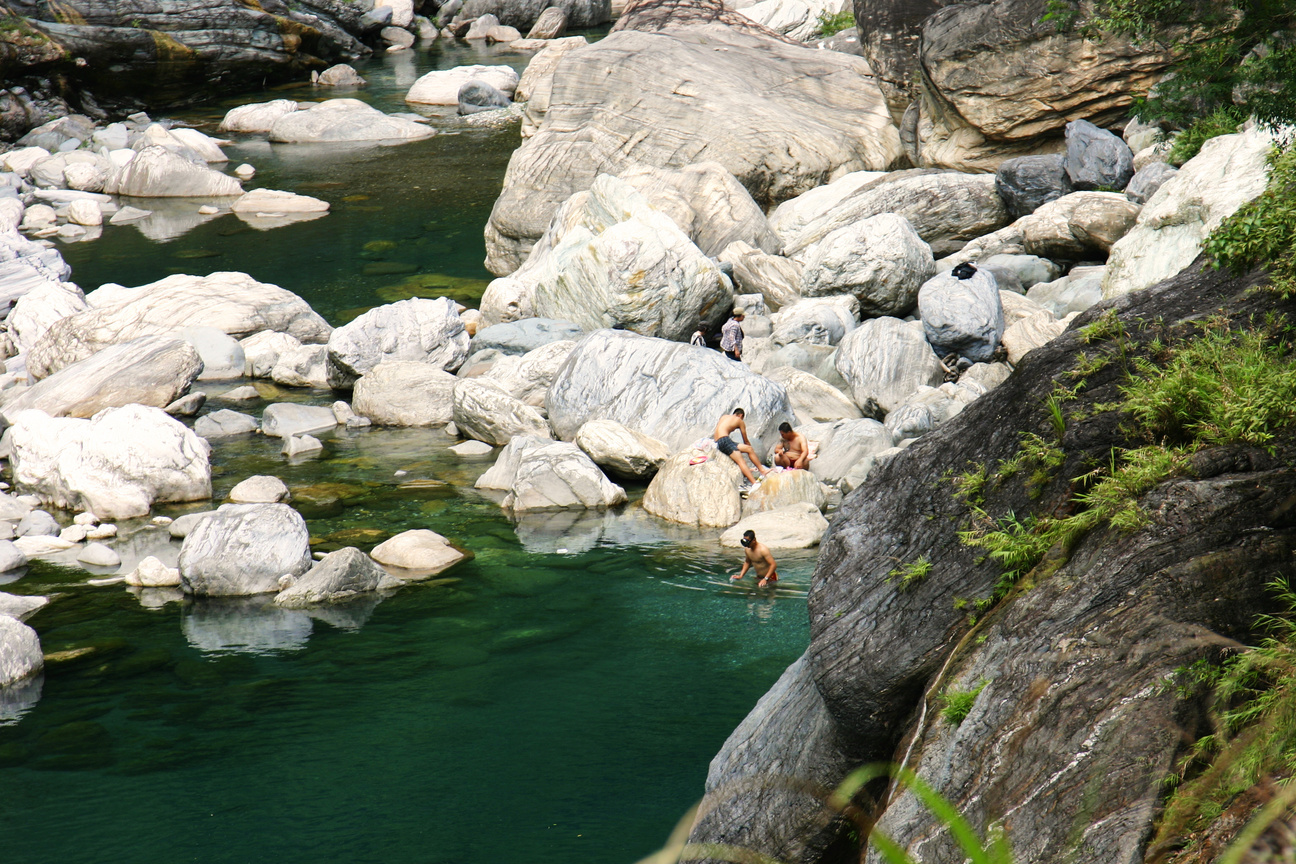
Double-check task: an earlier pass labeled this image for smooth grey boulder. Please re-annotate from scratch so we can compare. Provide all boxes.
[0,590,44,619]
[793,418,891,485]
[1064,118,1135,192]
[546,330,794,454]
[470,319,582,356]
[978,253,1060,290]
[834,318,943,412]
[452,379,552,446]
[574,419,671,480]
[165,392,208,417]
[228,475,291,504]
[9,280,88,354]
[458,80,512,115]
[370,529,465,576]
[16,510,58,538]
[179,326,245,381]
[883,401,935,442]
[325,297,469,388]
[527,5,569,37]
[1,337,203,424]
[0,540,28,573]
[720,503,829,550]
[275,547,396,606]
[484,26,901,274]
[1003,309,1074,365]
[381,25,416,48]
[475,437,627,511]
[179,503,312,596]
[267,99,435,144]
[994,154,1074,219]
[270,343,329,389]
[0,614,42,687]
[353,362,458,426]
[240,331,303,378]
[28,272,331,380]
[781,170,1009,261]
[764,367,861,425]
[918,267,1005,362]
[1027,265,1106,318]
[194,409,259,439]
[168,512,213,540]
[1124,161,1178,205]
[220,100,300,134]
[798,213,935,316]
[9,404,212,519]
[770,297,858,348]
[77,542,121,568]
[260,403,337,439]
[282,435,324,458]
[478,340,577,407]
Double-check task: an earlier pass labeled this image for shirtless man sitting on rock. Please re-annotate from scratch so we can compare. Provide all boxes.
[772,422,810,470]
[713,408,770,489]
[731,529,778,588]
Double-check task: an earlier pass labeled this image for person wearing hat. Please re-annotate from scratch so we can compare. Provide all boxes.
[720,308,745,362]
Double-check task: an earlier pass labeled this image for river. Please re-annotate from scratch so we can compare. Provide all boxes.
[1,37,811,864]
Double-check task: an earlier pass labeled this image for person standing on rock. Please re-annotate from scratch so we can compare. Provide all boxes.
[713,408,770,489]
[772,422,810,470]
[731,530,778,588]
[720,308,745,362]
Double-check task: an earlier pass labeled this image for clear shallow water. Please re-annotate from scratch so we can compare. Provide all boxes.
[1,43,812,864]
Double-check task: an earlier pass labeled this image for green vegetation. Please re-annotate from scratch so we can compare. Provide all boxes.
[890,556,933,592]
[1203,144,1296,300]
[1046,0,1296,138]
[816,9,854,37]
[1154,579,1296,854]
[1079,308,1126,344]
[1167,106,1244,165]
[952,464,990,506]
[940,680,989,726]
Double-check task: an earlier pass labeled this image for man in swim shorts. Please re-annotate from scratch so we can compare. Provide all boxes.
[731,529,778,588]
[713,408,769,488]
[772,422,810,470]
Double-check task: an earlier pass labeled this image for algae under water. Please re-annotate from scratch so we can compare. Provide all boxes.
[2,40,812,864]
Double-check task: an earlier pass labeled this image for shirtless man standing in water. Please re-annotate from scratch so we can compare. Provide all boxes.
[713,408,770,488]
[732,530,779,588]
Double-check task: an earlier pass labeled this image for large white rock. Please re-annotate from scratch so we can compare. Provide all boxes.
[1103,125,1278,298]
[0,541,29,573]
[781,171,1009,260]
[452,379,552,445]
[546,330,794,454]
[835,318,943,412]
[325,297,469,388]
[488,175,731,341]
[268,99,436,144]
[169,127,230,163]
[478,340,576,407]
[0,227,70,317]
[29,272,331,379]
[1028,265,1105,317]
[1,336,203,423]
[219,99,300,133]
[485,26,901,275]
[720,501,829,549]
[643,447,744,527]
[799,213,935,316]
[476,437,626,511]
[719,241,803,311]
[740,468,826,516]
[270,343,329,388]
[787,418,892,484]
[574,418,671,479]
[274,547,397,606]
[179,503,312,596]
[8,405,212,518]
[918,268,1005,363]
[767,170,888,242]
[240,331,302,378]
[228,475,291,504]
[178,325,246,381]
[370,529,465,576]
[0,614,42,687]
[406,64,520,105]
[0,591,44,619]
[763,366,861,424]
[104,146,243,197]
[353,361,458,426]
[8,280,87,353]
[770,296,858,347]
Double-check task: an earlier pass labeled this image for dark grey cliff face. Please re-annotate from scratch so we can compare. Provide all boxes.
[0,0,369,110]
[688,260,1296,863]
[851,0,958,122]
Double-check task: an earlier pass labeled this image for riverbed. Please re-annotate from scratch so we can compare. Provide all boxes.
[1,39,812,864]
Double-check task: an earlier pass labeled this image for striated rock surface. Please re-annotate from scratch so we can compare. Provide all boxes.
[452,379,552,445]
[353,362,458,427]
[325,297,469,388]
[574,419,671,479]
[179,503,312,596]
[834,317,942,412]
[643,447,744,527]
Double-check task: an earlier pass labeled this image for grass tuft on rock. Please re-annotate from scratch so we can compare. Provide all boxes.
[940,679,988,726]
[816,9,854,36]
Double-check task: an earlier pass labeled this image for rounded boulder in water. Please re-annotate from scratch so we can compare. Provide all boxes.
[457,81,511,115]
[917,264,1005,363]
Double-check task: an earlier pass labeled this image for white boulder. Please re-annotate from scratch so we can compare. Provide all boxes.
[353,361,458,426]
[325,297,469,388]
[178,503,312,595]
[574,418,671,479]
[452,379,552,446]
[834,318,943,413]
[104,146,243,197]
[269,99,436,144]
[228,475,292,504]
[720,502,829,549]
[370,529,465,576]
[406,65,520,105]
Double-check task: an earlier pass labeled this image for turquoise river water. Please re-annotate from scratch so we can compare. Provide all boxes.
[0,38,813,864]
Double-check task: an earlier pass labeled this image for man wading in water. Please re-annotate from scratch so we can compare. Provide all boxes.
[713,408,770,492]
[732,529,778,588]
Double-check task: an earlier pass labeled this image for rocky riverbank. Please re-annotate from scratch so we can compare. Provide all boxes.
[0,0,1292,859]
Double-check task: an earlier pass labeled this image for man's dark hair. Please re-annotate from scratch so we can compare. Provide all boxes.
[732,407,745,416]
[741,529,756,547]
[952,262,978,280]
[779,422,793,433]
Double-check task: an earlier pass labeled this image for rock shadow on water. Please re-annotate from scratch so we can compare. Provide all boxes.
[0,672,43,726]
[182,596,313,656]
[510,502,732,555]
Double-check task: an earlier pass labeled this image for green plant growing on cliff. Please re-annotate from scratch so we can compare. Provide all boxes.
[1167,106,1244,165]
[890,556,933,592]
[952,464,990,506]
[816,9,854,36]
[1203,144,1296,301]
[939,679,989,726]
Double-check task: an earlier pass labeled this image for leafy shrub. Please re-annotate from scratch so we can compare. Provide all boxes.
[816,9,854,36]
[1203,144,1296,300]
[1167,106,1244,165]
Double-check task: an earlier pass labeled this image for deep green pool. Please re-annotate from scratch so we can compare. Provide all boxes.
[1,39,812,864]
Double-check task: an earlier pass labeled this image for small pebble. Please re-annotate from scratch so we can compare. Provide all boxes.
[86,524,117,540]
[198,204,219,215]
[394,470,408,477]
[73,512,98,526]
[152,516,174,526]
